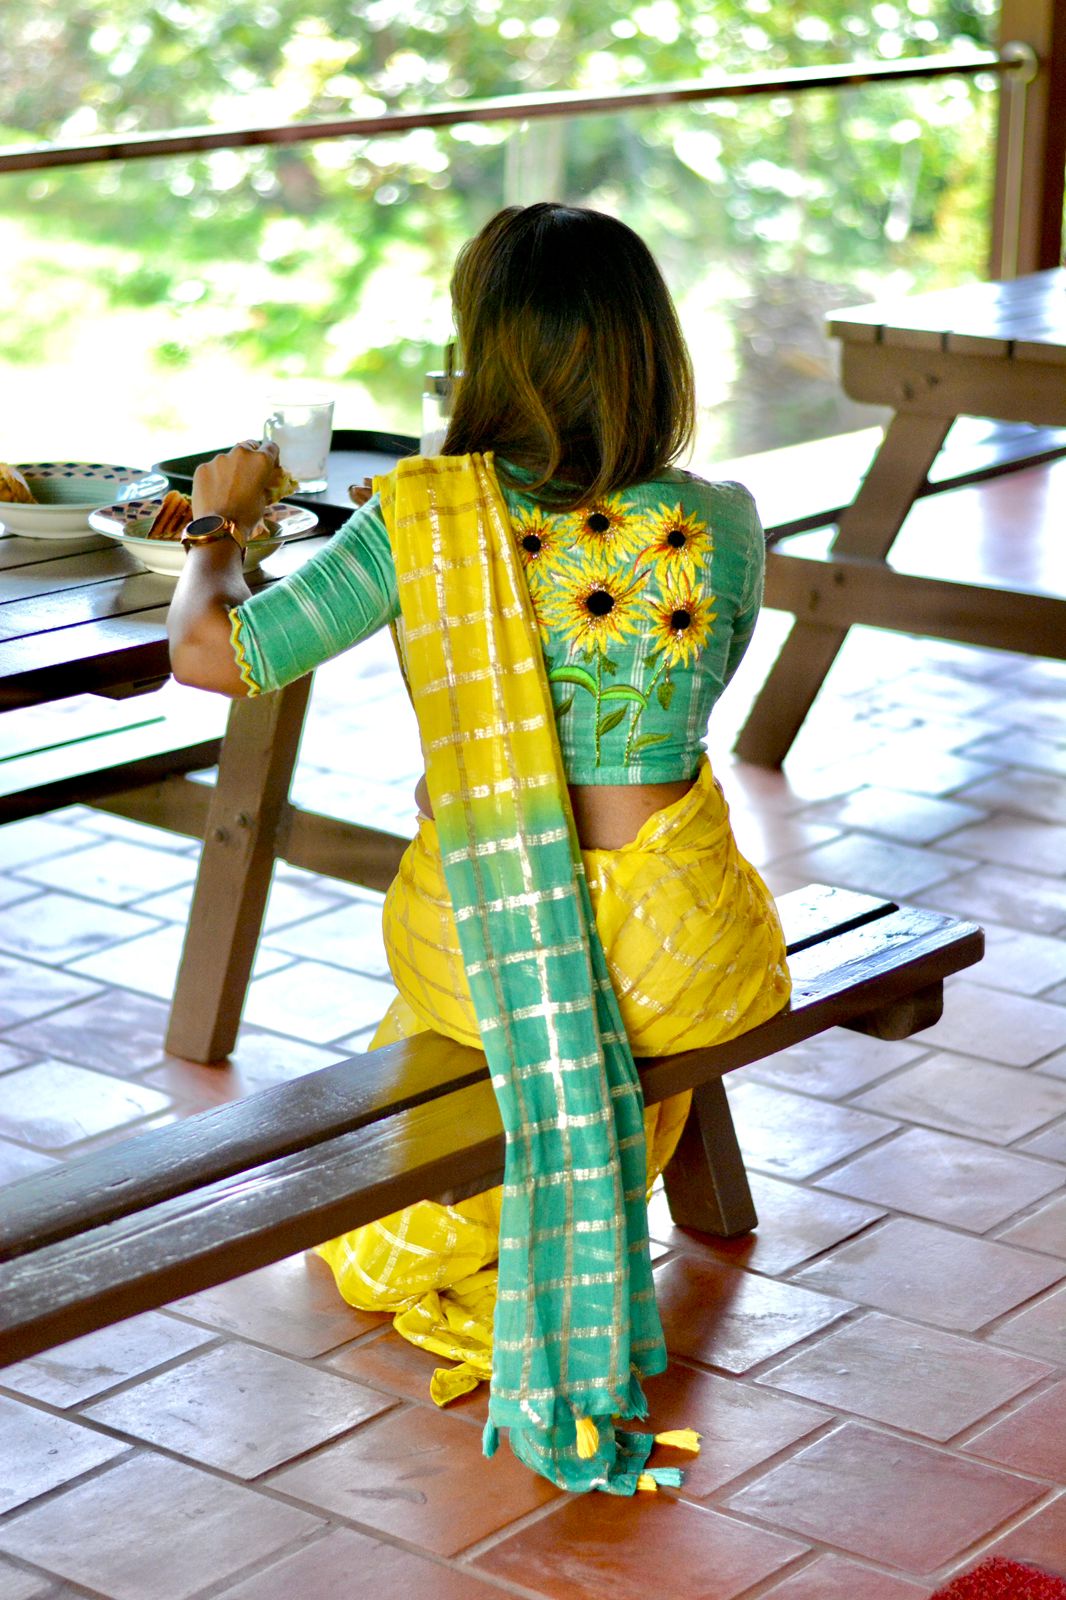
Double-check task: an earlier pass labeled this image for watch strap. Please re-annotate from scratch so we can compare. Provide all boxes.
[181,514,246,557]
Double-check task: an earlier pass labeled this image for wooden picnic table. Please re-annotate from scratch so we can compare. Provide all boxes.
[0,434,413,1064]
[2,398,1037,1061]
[735,267,1066,768]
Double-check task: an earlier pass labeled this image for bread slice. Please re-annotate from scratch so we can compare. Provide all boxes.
[146,490,194,540]
[266,463,300,499]
[148,460,293,544]
[0,463,36,504]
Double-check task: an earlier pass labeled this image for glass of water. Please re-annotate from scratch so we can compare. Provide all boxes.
[264,393,334,493]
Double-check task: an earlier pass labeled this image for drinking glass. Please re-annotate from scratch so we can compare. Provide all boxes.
[264,395,334,493]
[421,373,454,455]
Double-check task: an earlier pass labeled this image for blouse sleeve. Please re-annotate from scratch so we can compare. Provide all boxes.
[722,485,766,687]
[229,492,400,696]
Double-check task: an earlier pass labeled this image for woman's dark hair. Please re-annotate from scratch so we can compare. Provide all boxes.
[441,203,695,509]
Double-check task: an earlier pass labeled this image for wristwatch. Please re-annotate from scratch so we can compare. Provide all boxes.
[181,513,246,557]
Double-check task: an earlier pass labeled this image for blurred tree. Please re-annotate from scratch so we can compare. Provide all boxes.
[0,0,997,452]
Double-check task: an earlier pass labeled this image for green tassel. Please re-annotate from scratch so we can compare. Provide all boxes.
[609,1471,644,1496]
[482,1420,499,1459]
[648,1466,684,1488]
[625,1371,649,1419]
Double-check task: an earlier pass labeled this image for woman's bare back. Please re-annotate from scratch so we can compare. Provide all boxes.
[414,774,694,850]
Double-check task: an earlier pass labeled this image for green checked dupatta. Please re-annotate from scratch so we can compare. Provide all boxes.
[376,452,669,1493]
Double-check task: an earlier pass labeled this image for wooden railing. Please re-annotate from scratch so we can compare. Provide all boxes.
[1,20,1061,277]
[0,51,1015,172]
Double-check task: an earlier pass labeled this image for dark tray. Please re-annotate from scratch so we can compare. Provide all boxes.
[154,428,419,532]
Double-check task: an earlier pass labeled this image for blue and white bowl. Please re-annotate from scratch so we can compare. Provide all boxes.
[1,462,169,538]
[89,497,318,576]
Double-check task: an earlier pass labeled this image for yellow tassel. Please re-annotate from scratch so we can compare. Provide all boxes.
[575,1417,600,1459]
[655,1428,702,1453]
[636,1473,658,1492]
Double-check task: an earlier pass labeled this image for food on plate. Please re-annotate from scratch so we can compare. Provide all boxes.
[146,490,194,540]
[144,458,294,543]
[267,463,299,499]
[0,463,36,504]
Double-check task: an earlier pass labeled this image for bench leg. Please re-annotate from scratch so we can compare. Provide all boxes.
[849,980,944,1041]
[661,1078,757,1237]
[735,409,952,768]
[165,678,313,1063]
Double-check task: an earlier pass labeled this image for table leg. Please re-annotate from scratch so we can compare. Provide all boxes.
[165,676,313,1063]
[734,410,954,768]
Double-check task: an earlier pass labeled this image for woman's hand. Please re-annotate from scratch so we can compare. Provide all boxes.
[192,440,280,536]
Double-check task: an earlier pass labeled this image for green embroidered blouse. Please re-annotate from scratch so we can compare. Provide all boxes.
[230,462,765,784]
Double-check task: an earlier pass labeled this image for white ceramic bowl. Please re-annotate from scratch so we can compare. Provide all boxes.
[88,497,319,576]
[1,462,169,538]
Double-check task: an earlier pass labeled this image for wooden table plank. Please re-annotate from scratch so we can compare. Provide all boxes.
[764,548,1066,660]
[0,570,178,642]
[1011,336,1066,366]
[0,607,172,707]
[0,547,141,602]
[828,270,1063,343]
[0,532,112,570]
[840,343,1066,426]
[741,269,1066,768]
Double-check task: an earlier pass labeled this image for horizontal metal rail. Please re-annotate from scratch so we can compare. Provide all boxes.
[0,50,1010,175]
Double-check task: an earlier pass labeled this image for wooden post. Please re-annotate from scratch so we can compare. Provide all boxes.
[165,677,313,1063]
[661,1078,758,1237]
[992,0,1066,276]
[735,409,952,768]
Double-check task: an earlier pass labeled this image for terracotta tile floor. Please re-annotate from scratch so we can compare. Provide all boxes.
[3,462,1066,1596]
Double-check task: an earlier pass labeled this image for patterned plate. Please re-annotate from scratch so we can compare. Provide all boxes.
[1,462,169,538]
[88,498,319,576]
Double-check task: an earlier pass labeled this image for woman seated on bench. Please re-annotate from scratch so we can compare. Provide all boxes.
[167,202,791,1496]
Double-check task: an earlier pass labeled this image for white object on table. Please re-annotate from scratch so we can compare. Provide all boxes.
[421,372,454,456]
[264,395,335,492]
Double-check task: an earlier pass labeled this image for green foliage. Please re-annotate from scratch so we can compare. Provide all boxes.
[0,0,997,453]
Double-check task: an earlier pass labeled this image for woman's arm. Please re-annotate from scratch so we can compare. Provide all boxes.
[170,445,401,701]
[167,441,279,697]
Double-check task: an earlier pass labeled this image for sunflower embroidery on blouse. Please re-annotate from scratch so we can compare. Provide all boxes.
[566,493,642,560]
[526,492,719,769]
[540,550,643,656]
[645,577,717,670]
[635,502,713,580]
[622,579,718,763]
[512,505,564,578]
[540,551,649,764]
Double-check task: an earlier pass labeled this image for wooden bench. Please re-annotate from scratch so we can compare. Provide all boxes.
[0,882,983,1369]
[713,418,1066,547]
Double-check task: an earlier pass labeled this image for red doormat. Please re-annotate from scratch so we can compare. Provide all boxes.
[932,1557,1066,1599]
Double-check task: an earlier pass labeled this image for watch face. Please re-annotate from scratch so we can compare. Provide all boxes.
[186,513,226,539]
